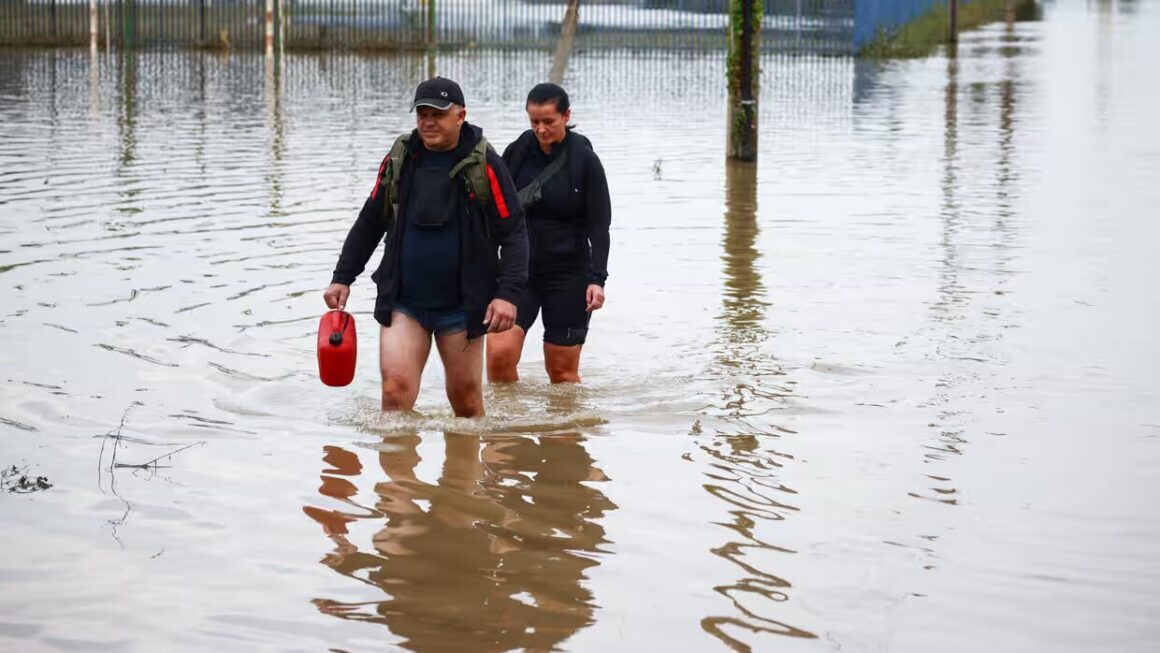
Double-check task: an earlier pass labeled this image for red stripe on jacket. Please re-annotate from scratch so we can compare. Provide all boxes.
[486,165,510,219]
[370,155,389,200]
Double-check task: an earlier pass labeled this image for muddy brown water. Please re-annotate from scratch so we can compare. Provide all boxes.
[2,3,1159,652]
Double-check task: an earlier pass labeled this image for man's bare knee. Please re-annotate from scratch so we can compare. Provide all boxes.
[547,368,581,384]
[378,317,431,412]
[450,397,484,418]
[436,331,484,416]
[382,377,417,411]
[447,379,483,417]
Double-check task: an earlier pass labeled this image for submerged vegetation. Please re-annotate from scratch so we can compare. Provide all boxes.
[2,465,52,494]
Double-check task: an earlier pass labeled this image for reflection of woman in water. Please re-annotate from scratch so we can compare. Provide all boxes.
[303,432,616,652]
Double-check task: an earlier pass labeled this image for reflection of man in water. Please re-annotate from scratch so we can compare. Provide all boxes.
[304,432,616,652]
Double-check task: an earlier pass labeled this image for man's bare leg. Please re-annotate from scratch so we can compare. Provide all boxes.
[380,312,432,412]
[436,331,484,417]
[544,342,582,384]
[485,327,526,383]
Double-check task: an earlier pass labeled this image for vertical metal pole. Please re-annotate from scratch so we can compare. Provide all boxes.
[728,0,761,161]
[277,0,285,56]
[426,0,436,54]
[795,0,802,52]
[273,0,282,53]
[949,0,958,43]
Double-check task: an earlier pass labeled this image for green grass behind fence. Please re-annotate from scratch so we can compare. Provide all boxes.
[861,0,1039,58]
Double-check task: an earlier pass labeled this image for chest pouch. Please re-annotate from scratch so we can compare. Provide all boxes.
[409,166,459,229]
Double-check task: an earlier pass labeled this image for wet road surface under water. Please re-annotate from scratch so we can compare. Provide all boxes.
[2,2,1159,651]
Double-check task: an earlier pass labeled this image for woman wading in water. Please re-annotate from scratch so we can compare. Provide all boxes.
[486,83,611,384]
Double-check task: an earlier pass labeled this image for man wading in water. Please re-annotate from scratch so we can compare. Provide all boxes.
[323,77,528,417]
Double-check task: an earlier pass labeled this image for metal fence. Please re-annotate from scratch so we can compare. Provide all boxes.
[0,0,958,55]
[0,0,269,48]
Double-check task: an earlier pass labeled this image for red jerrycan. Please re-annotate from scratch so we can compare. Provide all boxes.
[317,310,357,387]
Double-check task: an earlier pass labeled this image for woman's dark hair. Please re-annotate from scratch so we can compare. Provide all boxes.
[526,82,570,115]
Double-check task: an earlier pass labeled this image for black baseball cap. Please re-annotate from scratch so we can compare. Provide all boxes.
[411,77,466,111]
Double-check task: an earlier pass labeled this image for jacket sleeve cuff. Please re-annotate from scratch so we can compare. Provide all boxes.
[495,286,522,304]
[330,274,355,286]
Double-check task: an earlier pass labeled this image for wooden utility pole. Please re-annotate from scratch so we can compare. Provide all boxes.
[550,0,580,85]
[427,0,437,53]
[728,0,761,161]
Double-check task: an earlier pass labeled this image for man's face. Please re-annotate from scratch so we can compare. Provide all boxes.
[416,105,465,151]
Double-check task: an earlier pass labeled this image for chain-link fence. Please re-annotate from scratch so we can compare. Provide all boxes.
[0,0,905,55]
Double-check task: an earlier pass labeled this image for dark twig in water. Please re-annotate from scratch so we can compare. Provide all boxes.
[98,401,143,491]
[95,402,205,547]
[114,441,205,470]
[107,498,130,548]
[97,403,142,548]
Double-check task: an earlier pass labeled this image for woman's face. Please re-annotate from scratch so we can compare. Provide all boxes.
[527,101,571,149]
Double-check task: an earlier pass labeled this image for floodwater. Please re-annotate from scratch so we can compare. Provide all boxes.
[2,2,1159,652]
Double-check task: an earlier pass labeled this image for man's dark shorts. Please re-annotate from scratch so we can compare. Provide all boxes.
[393,303,468,337]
